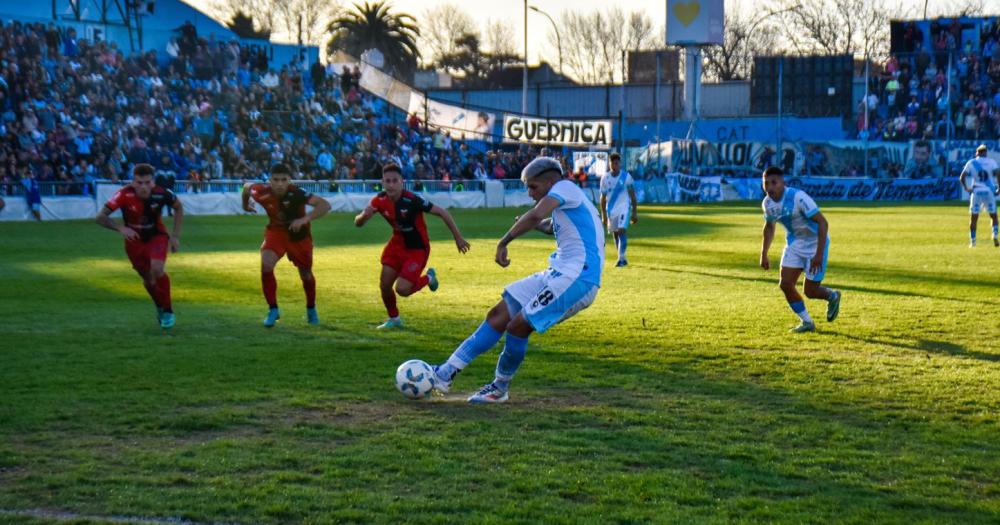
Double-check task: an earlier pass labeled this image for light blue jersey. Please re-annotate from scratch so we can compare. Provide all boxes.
[963,157,999,193]
[547,180,605,285]
[762,187,823,256]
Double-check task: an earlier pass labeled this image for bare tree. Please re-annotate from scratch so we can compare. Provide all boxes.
[420,3,478,66]
[213,0,340,45]
[702,9,779,81]
[212,0,278,40]
[483,17,517,57]
[922,0,986,17]
[775,0,896,60]
[555,7,658,84]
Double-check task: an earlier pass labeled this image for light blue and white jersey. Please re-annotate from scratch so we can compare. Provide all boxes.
[599,170,634,218]
[762,187,823,255]
[962,157,999,193]
[547,180,605,285]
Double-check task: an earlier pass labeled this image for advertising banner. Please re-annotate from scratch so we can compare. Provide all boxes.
[503,115,612,148]
[409,94,496,140]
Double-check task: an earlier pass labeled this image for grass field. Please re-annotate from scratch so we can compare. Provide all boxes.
[1,202,999,524]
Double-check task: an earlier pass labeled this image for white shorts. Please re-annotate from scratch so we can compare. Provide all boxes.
[502,268,599,334]
[780,240,829,282]
[606,207,631,233]
[970,190,997,214]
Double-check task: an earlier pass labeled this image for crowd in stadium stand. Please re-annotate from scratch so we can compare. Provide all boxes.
[860,18,1000,141]
[0,18,557,197]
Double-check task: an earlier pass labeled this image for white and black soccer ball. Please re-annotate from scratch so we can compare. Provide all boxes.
[395,359,436,399]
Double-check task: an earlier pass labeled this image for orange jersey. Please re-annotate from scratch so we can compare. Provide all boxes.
[250,183,314,241]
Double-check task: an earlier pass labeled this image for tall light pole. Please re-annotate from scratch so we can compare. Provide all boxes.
[529,5,562,77]
[522,0,528,115]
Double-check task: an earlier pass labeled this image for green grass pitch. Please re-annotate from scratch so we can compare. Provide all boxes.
[1,202,999,524]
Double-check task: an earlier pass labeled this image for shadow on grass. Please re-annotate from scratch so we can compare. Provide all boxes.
[818,330,1000,362]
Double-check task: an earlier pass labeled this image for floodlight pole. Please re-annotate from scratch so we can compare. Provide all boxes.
[522,0,528,115]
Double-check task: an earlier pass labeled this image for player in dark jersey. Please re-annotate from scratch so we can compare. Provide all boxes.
[242,163,332,327]
[96,163,184,329]
[354,163,470,329]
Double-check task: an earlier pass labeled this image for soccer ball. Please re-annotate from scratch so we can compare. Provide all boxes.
[395,359,436,399]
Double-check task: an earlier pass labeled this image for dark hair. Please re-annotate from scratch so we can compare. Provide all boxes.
[133,163,155,178]
[609,152,622,161]
[382,163,402,177]
[763,166,784,177]
[913,140,930,150]
[269,163,292,177]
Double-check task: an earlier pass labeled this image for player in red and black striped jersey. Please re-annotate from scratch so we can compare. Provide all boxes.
[96,163,184,329]
[355,163,470,329]
[242,164,331,327]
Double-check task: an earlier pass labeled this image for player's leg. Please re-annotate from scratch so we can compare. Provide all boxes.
[394,249,431,296]
[377,264,403,328]
[260,248,282,327]
[988,194,998,246]
[146,236,173,328]
[969,193,981,247]
[127,240,160,320]
[780,265,814,332]
[288,239,318,324]
[30,202,41,221]
[990,213,999,247]
[433,299,508,392]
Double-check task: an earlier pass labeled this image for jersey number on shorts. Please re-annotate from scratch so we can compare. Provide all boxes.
[532,289,555,308]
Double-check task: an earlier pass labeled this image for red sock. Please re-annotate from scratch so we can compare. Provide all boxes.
[381,286,399,318]
[262,271,278,308]
[412,275,429,293]
[155,274,172,312]
[143,280,160,307]
[302,275,316,308]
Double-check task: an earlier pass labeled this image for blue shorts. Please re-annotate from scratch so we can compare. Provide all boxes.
[502,269,599,334]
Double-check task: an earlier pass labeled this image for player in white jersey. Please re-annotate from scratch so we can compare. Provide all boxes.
[432,157,604,403]
[759,167,842,333]
[599,152,638,266]
[958,144,999,247]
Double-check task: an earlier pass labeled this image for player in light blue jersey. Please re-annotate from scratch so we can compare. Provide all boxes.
[760,167,841,333]
[432,157,605,403]
[958,144,999,247]
[599,152,638,266]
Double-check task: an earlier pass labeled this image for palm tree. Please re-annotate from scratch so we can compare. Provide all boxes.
[326,2,420,78]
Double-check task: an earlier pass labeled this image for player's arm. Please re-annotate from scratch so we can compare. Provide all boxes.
[809,211,829,274]
[290,195,331,232]
[599,193,608,225]
[959,168,972,193]
[628,185,638,224]
[241,183,257,213]
[760,221,775,270]
[169,198,184,252]
[496,196,561,267]
[354,203,377,227]
[96,205,139,241]
[429,204,470,253]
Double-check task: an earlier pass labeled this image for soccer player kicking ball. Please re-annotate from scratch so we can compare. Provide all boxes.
[958,144,999,248]
[760,166,841,333]
[96,163,184,329]
[242,164,332,327]
[354,163,470,329]
[432,157,604,403]
[599,152,638,266]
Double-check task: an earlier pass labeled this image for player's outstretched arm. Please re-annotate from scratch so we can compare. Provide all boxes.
[760,221,775,270]
[354,205,376,227]
[96,205,139,241]
[241,183,257,213]
[169,199,184,252]
[496,196,561,267]
[429,204,470,253]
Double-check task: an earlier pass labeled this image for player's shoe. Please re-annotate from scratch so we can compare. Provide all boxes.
[993,237,999,247]
[468,382,509,404]
[826,291,841,322]
[376,317,403,330]
[306,307,319,325]
[432,366,456,393]
[615,259,628,267]
[789,321,816,333]
[159,312,175,329]
[970,239,977,248]
[426,268,439,292]
[263,307,281,328]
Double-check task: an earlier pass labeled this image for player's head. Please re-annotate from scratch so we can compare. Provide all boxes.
[976,144,988,157]
[913,140,931,164]
[131,163,155,199]
[761,166,786,200]
[381,163,404,199]
[521,156,563,202]
[269,163,292,194]
[609,152,622,172]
